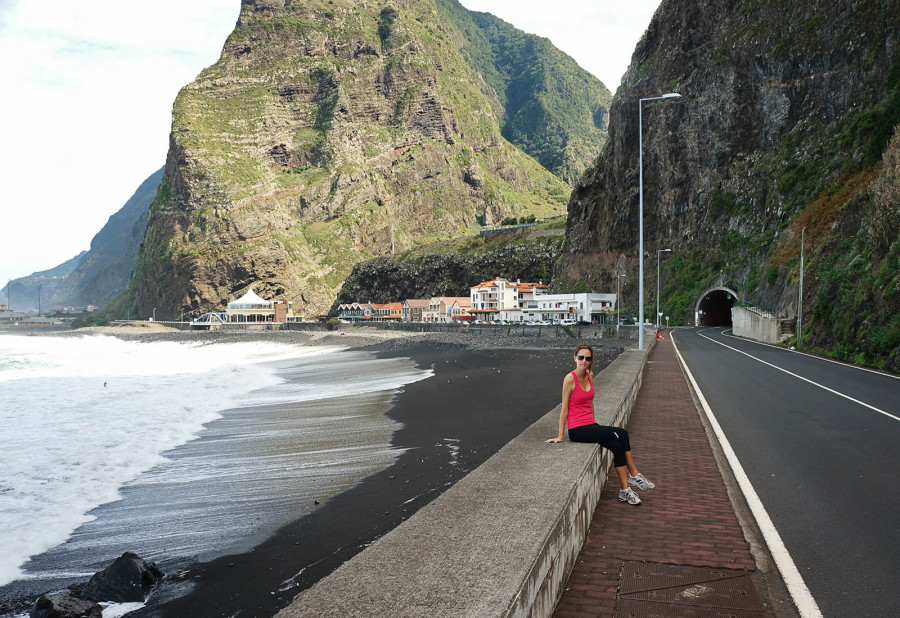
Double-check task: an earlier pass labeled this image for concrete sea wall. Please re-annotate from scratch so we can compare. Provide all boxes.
[276,345,651,618]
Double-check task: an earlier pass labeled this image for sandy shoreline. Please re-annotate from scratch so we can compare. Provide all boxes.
[2,326,626,617]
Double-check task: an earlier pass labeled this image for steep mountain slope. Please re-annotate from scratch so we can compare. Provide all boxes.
[437,0,611,183]
[50,168,162,308]
[555,0,900,368]
[123,0,609,320]
[3,168,161,312]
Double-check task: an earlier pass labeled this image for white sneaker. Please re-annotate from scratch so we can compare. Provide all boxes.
[628,472,655,491]
[618,487,641,505]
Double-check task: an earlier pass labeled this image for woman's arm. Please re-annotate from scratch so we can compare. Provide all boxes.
[546,374,574,443]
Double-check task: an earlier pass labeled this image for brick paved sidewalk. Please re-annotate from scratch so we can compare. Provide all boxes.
[553,335,767,617]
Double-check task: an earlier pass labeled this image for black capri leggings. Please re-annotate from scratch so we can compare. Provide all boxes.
[568,424,631,467]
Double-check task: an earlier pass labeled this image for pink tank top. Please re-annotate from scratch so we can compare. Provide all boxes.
[567,370,594,429]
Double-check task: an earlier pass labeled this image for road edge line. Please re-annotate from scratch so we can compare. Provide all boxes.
[696,329,898,422]
[671,333,823,618]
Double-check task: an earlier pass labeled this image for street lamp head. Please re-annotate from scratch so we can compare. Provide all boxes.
[661,92,681,99]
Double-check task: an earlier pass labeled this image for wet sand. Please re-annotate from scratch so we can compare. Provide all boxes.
[6,327,625,617]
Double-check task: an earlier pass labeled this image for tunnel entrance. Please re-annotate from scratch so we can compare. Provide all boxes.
[695,287,737,326]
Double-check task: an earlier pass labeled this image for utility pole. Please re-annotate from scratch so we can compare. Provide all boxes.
[797,228,805,347]
[38,283,41,315]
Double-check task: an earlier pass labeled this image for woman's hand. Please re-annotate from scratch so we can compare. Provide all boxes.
[545,437,563,443]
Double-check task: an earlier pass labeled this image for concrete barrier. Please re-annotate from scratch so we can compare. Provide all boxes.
[732,307,786,344]
[276,346,651,618]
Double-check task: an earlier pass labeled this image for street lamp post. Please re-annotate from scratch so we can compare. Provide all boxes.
[617,274,626,327]
[797,227,805,347]
[639,92,681,349]
[656,248,671,328]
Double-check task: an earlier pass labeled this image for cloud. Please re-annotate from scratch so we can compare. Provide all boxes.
[0,1,239,286]
[0,0,659,287]
[457,0,660,90]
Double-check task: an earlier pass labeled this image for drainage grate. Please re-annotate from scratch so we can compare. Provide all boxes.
[615,561,766,617]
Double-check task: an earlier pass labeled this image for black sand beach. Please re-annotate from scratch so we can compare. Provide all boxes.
[2,327,624,617]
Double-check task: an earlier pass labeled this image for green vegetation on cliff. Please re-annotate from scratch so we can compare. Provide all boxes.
[436,0,611,184]
[121,0,616,321]
[333,218,565,310]
[557,0,900,370]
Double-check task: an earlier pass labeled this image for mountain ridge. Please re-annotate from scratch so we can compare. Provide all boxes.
[118,0,610,320]
[554,0,900,368]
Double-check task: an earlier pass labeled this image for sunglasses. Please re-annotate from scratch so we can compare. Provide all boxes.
[576,355,592,361]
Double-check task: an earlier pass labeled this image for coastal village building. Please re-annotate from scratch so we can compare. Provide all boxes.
[225,289,296,323]
[423,297,472,322]
[336,302,404,322]
[403,299,430,322]
[373,302,403,322]
[335,290,616,325]
[469,278,549,322]
[537,293,617,323]
[449,297,473,322]
[336,302,374,322]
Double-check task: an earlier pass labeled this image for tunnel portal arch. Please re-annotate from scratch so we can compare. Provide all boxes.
[695,287,738,326]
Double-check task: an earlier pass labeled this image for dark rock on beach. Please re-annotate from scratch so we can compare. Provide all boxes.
[80,552,163,603]
[29,592,101,618]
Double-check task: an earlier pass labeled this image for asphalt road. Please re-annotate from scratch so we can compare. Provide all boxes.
[672,328,900,618]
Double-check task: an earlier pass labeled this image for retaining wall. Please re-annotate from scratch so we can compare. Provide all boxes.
[732,307,783,344]
[276,345,651,618]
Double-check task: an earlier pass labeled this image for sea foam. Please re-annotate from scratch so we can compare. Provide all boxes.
[0,334,428,588]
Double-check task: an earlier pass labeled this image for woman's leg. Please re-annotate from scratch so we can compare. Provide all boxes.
[625,451,639,477]
[569,425,631,489]
[614,465,629,490]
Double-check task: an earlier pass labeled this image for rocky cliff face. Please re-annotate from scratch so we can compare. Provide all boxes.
[333,230,562,310]
[555,0,899,364]
[126,0,607,320]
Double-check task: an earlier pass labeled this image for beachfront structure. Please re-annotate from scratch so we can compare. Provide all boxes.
[449,297,474,322]
[423,297,472,322]
[403,299,430,322]
[336,302,374,322]
[469,278,549,322]
[225,288,297,323]
[536,293,618,323]
[373,302,403,321]
[336,302,404,322]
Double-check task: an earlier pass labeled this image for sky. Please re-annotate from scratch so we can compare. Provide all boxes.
[0,0,661,289]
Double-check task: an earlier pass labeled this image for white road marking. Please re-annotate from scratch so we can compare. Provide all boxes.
[715,328,900,381]
[671,334,823,618]
[697,330,899,423]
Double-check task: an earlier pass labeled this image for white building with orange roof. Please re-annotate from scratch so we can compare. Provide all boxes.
[537,293,618,324]
[443,297,473,322]
[469,277,548,322]
[423,296,473,322]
